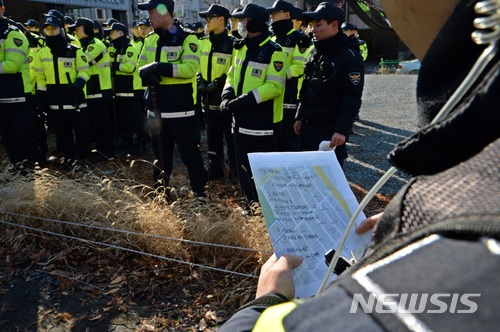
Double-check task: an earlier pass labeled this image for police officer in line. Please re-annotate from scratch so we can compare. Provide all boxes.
[221,3,287,205]
[341,22,368,61]
[106,22,147,155]
[228,7,243,40]
[64,16,74,35]
[267,0,310,152]
[69,17,114,159]
[45,9,79,47]
[293,3,364,168]
[137,0,208,199]
[34,10,91,166]
[137,18,153,41]
[92,19,104,40]
[24,19,41,35]
[0,0,43,168]
[130,20,142,48]
[197,4,237,182]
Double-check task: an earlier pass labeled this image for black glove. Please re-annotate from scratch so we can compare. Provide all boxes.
[111,61,120,72]
[140,62,161,85]
[206,73,227,94]
[197,73,208,94]
[66,78,86,107]
[226,93,256,114]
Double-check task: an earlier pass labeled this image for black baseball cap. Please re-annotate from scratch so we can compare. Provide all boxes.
[303,2,345,24]
[68,17,94,32]
[266,0,294,14]
[231,3,269,23]
[138,0,174,14]
[138,18,152,27]
[132,20,140,28]
[25,19,41,28]
[199,4,230,19]
[104,22,128,34]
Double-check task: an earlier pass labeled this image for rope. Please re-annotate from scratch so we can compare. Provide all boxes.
[0,211,272,254]
[0,218,259,279]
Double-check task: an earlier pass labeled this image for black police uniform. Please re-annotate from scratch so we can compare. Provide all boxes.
[296,32,364,166]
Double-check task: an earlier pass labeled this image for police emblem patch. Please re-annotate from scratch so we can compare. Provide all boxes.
[349,72,361,85]
[81,56,87,62]
[13,38,23,47]
[88,46,94,52]
[127,52,133,58]
[217,58,226,65]
[189,43,198,53]
[273,61,284,72]
[110,52,115,58]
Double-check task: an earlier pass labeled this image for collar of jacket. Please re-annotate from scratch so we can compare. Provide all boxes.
[312,31,346,57]
[245,30,271,50]
[79,36,94,49]
[271,19,293,37]
[209,29,229,45]
[111,35,129,49]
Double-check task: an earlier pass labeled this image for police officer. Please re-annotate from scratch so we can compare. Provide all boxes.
[221,3,287,204]
[106,22,147,155]
[46,10,79,47]
[34,10,91,166]
[267,0,309,152]
[130,20,142,48]
[24,19,41,35]
[293,3,364,167]
[198,4,237,182]
[0,0,43,168]
[137,0,208,199]
[341,22,368,61]
[137,18,153,42]
[69,17,114,159]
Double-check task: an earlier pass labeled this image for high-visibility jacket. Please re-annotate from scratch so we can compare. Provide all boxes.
[223,32,286,137]
[108,37,142,98]
[80,37,112,100]
[359,39,368,61]
[271,20,308,109]
[34,43,90,111]
[199,30,235,111]
[138,25,200,121]
[0,18,31,104]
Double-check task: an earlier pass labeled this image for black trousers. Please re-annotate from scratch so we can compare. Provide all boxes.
[151,118,207,195]
[0,101,43,165]
[87,99,114,156]
[300,122,348,168]
[52,109,90,160]
[277,108,300,152]
[206,110,236,173]
[234,130,280,203]
[114,97,148,145]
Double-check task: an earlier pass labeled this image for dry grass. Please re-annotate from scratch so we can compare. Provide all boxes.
[0,160,271,270]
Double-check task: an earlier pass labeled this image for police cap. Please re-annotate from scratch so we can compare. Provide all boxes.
[25,19,41,28]
[68,17,94,32]
[199,4,230,20]
[105,22,128,34]
[137,0,174,15]
[266,0,295,14]
[303,2,345,25]
[231,3,269,23]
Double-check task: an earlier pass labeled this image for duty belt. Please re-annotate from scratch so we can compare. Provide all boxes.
[147,110,195,119]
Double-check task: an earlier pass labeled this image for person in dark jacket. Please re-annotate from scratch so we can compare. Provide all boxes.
[219,0,499,330]
[293,2,364,167]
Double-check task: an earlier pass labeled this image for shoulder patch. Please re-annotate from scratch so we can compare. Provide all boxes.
[13,38,24,47]
[81,55,87,62]
[88,46,94,52]
[127,52,134,58]
[349,72,361,85]
[189,43,198,53]
[273,61,284,72]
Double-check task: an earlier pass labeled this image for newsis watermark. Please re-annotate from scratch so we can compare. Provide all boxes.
[350,293,481,314]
